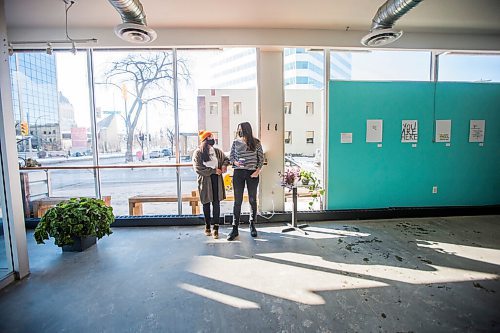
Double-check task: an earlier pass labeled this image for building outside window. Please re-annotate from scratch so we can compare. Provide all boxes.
[233,102,242,115]
[306,102,314,115]
[285,131,292,144]
[306,131,314,144]
[9,53,61,154]
[284,102,292,114]
[209,102,218,115]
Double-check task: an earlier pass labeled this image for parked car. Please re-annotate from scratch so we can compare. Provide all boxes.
[149,150,162,158]
[162,148,172,157]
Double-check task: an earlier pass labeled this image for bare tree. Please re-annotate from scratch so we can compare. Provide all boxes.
[102,52,190,162]
[166,128,175,157]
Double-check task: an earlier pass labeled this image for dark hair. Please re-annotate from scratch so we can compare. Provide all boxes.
[200,139,211,162]
[238,122,257,151]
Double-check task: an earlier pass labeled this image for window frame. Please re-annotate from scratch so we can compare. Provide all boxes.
[284,101,292,114]
[209,102,218,115]
[285,131,292,144]
[306,130,314,144]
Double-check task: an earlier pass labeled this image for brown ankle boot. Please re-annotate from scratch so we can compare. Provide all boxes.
[204,225,211,236]
[213,225,219,239]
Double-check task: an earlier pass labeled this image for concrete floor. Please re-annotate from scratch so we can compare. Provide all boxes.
[0,215,499,333]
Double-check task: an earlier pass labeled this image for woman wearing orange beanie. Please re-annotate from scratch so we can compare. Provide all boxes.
[192,130,229,239]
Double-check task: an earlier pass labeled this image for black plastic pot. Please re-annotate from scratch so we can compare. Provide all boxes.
[62,236,97,252]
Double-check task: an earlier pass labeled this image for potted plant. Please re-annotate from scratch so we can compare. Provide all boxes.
[303,171,325,210]
[299,169,313,185]
[34,197,114,252]
[278,167,300,189]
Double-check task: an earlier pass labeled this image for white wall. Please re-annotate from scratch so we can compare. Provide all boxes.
[258,50,285,212]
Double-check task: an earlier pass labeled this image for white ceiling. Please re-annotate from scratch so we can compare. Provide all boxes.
[5,0,500,34]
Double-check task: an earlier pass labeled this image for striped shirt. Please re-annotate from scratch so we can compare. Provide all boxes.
[230,138,264,170]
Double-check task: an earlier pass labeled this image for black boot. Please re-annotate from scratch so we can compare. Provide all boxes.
[250,222,257,237]
[227,225,239,241]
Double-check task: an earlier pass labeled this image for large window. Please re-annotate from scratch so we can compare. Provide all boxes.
[177,48,258,215]
[11,51,98,216]
[438,53,500,82]
[93,50,177,215]
[12,52,94,160]
[330,50,431,81]
[284,48,324,211]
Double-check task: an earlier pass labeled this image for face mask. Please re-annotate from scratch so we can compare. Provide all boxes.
[237,130,243,137]
[206,139,215,146]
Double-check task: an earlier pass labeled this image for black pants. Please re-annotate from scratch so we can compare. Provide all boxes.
[202,174,221,226]
[233,169,259,226]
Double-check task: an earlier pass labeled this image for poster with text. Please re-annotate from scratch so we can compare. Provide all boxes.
[401,120,418,143]
[366,120,383,143]
[469,120,485,143]
[435,120,452,143]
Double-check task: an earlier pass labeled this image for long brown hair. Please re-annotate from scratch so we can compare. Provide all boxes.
[200,140,211,162]
[238,122,257,151]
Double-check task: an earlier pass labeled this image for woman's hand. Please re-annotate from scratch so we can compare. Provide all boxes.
[221,166,228,173]
[215,168,223,175]
[250,169,260,178]
[233,161,241,167]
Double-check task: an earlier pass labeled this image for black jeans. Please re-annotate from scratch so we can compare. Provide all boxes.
[232,169,259,226]
[202,174,221,226]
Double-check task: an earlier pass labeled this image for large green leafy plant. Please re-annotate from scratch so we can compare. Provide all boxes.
[34,197,114,247]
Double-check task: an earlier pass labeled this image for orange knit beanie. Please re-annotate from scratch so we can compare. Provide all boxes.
[198,130,212,142]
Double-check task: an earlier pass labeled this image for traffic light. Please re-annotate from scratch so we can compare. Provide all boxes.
[20,122,29,136]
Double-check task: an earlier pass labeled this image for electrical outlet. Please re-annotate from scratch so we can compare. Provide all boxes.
[432,186,438,194]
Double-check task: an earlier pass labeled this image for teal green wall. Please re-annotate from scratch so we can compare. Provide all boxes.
[327,81,500,209]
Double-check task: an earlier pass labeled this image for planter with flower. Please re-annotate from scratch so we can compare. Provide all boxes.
[279,167,324,210]
[278,167,300,189]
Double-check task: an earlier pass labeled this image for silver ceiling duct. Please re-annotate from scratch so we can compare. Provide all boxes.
[361,0,424,47]
[107,0,157,43]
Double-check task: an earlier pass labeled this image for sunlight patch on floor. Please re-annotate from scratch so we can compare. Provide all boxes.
[179,283,260,309]
[187,255,388,305]
[251,225,370,239]
[416,240,500,266]
[258,252,500,285]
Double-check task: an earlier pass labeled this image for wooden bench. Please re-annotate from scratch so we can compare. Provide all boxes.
[128,190,249,216]
[129,191,201,216]
[33,196,111,218]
